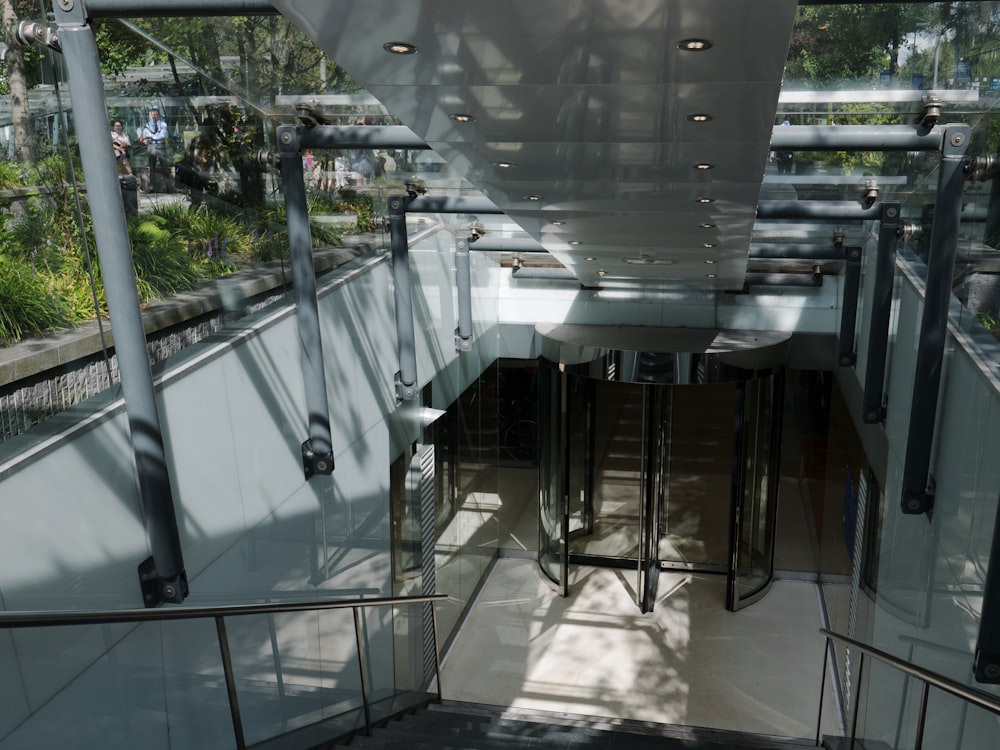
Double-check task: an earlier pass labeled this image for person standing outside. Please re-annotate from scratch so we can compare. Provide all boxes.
[140,106,169,192]
[111,121,132,175]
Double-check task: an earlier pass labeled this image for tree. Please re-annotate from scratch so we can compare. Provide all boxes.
[784,3,935,86]
[1,0,35,163]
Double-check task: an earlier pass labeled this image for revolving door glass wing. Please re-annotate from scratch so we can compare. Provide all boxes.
[535,327,788,612]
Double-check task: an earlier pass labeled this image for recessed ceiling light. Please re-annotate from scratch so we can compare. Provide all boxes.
[525,194,543,201]
[449,113,476,123]
[568,240,582,245]
[597,270,607,277]
[706,273,717,279]
[699,222,716,229]
[702,243,715,248]
[678,38,713,51]
[549,220,566,226]
[687,113,714,123]
[704,259,716,264]
[584,256,596,261]
[693,163,714,170]
[493,161,517,169]
[383,41,418,55]
[696,197,715,204]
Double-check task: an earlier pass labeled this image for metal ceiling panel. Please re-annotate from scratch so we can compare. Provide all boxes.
[275,0,799,290]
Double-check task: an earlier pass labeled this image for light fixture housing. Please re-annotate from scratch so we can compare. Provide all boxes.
[696,197,715,204]
[693,163,714,171]
[687,113,714,123]
[699,222,716,229]
[493,161,517,169]
[449,113,476,123]
[678,38,713,51]
[383,41,418,55]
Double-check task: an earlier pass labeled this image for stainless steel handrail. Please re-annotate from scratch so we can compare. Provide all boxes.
[817,628,1000,750]
[0,593,448,750]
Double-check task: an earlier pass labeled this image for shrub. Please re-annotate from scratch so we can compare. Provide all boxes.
[127,214,202,301]
[0,261,72,346]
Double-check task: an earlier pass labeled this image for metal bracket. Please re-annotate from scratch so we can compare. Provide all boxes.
[139,556,188,607]
[838,246,863,367]
[302,440,334,479]
[395,371,417,401]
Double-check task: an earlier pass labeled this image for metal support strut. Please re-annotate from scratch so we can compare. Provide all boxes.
[277,125,334,478]
[388,195,419,401]
[53,7,187,606]
[861,202,902,424]
[901,124,971,515]
[454,237,474,352]
[839,246,863,367]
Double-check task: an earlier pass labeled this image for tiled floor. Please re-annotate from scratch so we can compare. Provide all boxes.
[440,557,842,741]
[437,371,855,743]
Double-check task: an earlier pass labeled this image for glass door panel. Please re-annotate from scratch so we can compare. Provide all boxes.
[567,376,594,539]
[638,385,664,613]
[659,382,737,570]
[537,362,567,595]
[727,372,783,611]
[569,379,643,559]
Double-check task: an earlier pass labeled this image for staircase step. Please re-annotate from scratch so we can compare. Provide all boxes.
[329,701,818,750]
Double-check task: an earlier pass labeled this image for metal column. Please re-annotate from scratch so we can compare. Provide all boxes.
[276,125,334,478]
[901,124,971,514]
[388,195,418,401]
[55,7,186,605]
[454,237,474,352]
[861,203,901,423]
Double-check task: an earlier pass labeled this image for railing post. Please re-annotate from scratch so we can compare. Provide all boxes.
[816,636,831,747]
[353,606,373,736]
[914,681,930,750]
[431,603,443,702]
[849,652,865,750]
[215,616,247,750]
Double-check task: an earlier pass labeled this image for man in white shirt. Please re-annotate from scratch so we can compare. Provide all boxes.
[140,106,169,192]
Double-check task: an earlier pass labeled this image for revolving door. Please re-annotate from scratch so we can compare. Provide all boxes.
[536,325,788,612]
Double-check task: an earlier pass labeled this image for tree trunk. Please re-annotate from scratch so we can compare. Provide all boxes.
[2,0,36,164]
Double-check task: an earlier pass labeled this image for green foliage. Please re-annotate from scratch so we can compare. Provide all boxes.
[977,310,999,331]
[93,19,150,77]
[0,161,22,189]
[0,145,359,345]
[790,103,900,172]
[334,190,379,233]
[127,214,202,301]
[0,261,72,347]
